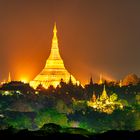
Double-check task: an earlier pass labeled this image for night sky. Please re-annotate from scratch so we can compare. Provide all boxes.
[0,0,140,84]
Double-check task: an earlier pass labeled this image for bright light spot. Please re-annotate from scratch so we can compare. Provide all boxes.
[35,91,39,94]
[0,114,4,118]
[4,91,10,95]
[20,78,29,83]
[1,80,6,84]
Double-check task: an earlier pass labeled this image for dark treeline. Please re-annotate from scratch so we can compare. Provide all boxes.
[0,123,140,140]
[0,79,140,133]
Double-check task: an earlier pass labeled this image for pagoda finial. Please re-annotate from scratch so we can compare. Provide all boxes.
[51,22,58,50]
[53,22,57,36]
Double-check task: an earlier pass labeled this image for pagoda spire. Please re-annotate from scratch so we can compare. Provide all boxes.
[119,80,122,87]
[98,74,103,84]
[8,72,11,83]
[53,22,57,36]
[103,85,106,92]
[90,76,93,85]
[46,22,61,63]
[52,22,58,50]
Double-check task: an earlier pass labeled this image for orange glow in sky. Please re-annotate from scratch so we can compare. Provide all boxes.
[20,77,29,83]
[0,1,140,84]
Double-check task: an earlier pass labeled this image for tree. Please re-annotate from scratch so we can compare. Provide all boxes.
[41,123,61,133]
[110,93,118,102]
[135,93,140,104]
[34,109,51,128]
[34,109,68,128]
[5,114,32,129]
[122,73,139,86]
[55,100,70,114]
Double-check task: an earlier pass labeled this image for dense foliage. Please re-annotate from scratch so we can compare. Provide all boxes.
[0,80,140,133]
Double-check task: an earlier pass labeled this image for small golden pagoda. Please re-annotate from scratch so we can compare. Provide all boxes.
[30,23,78,89]
[8,72,11,83]
[98,74,103,84]
[100,85,108,101]
[119,80,122,87]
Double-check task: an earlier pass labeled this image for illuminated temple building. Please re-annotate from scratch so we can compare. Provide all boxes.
[30,23,79,89]
[87,85,123,114]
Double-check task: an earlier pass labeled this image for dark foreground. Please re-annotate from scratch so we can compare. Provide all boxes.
[0,127,139,140]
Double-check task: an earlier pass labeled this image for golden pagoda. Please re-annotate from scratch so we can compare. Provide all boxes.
[98,74,103,84]
[100,85,108,100]
[30,23,78,89]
